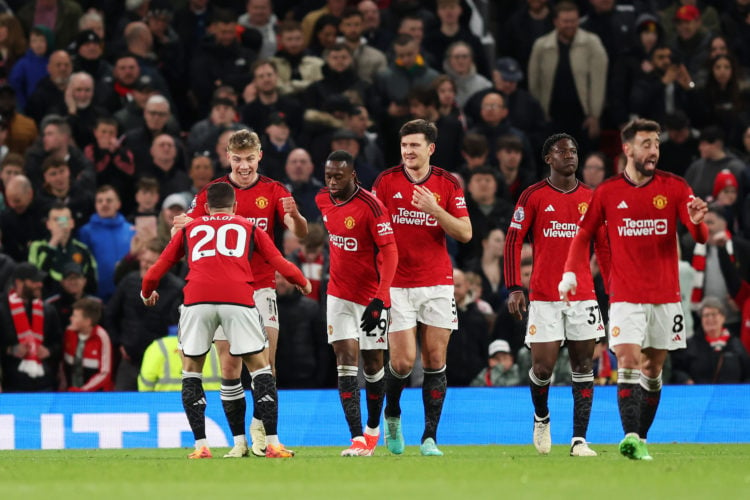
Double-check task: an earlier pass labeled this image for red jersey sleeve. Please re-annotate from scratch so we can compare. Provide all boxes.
[252,225,307,288]
[141,230,186,297]
[504,186,538,291]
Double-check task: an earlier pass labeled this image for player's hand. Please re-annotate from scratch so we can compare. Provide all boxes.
[507,290,527,320]
[688,196,708,224]
[297,279,312,295]
[172,214,193,230]
[411,185,440,216]
[282,197,299,217]
[141,290,160,307]
[360,298,385,333]
[558,272,578,305]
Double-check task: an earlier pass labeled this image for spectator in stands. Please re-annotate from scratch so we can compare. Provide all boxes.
[629,43,697,124]
[492,255,534,358]
[469,91,535,174]
[427,0,490,79]
[61,297,113,392]
[661,1,719,46]
[28,202,97,297]
[0,152,23,211]
[187,97,240,157]
[189,8,257,119]
[471,58,548,159]
[305,43,376,116]
[138,326,221,391]
[581,152,609,189]
[328,128,379,190]
[8,25,51,113]
[274,271,330,388]
[446,268,490,386]
[470,339,521,387]
[34,156,94,229]
[260,111,295,181]
[113,74,160,134]
[463,225,510,312]
[122,94,184,177]
[71,29,113,105]
[45,261,99,326]
[407,86,463,172]
[241,59,303,136]
[432,74,466,127]
[282,148,322,222]
[155,193,188,249]
[693,55,750,151]
[358,0,391,53]
[98,54,143,115]
[338,7,387,85]
[0,262,62,392]
[271,20,324,96]
[78,185,135,302]
[441,41,491,110]
[0,83,37,155]
[496,134,536,205]
[301,0,347,47]
[721,0,750,70]
[122,21,173,102]
[684,126,746,200]
[16,0,82,50]
[62,72,109,150]
[670,4,714,82]
[457,132,489,181]
[0,13,27,77]
[528,1,608,154]
[25,49,72,124]
[672,296,750,384]
[173,0,216,62]
[84,117,136,215]
[105,238,183,391]
[659,110,700,177]
[497,0,553,78]
[144,134,191,199]
[144,2,186,115]
[24,114,95,193]
[128,177,160,223]
[288,223,328,303]
[180,153,214,204]
[239,0,278,59]
[345,105,384,173]
[0,175,47,262]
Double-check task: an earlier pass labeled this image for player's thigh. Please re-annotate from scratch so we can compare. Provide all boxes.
[389,287,418,332]
[179,304,218,357]
[254,287,279,330]
[217,304,267,356]
[609,302,648,349]
[526,301,566,345]
[645,302,686,351]
[563,300,605,342]
[327,295,389,351]
[419,323,451,369]
[414,285,457,330]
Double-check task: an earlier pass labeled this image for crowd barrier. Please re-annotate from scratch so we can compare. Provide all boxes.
[1,385,748,449]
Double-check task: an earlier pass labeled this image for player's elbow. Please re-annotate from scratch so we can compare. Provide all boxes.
[455,226,472,243]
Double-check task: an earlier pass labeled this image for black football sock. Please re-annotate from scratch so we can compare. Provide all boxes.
[617,368,642,435]
[251,368,279,436]
[364,367,385,430]
[220,378,246,437]
[529,368,551,421]
[571,371,595,439]
[337,365,362,438]
[384,361,410,418]
[639,372,662,440]
[421,366,447,443]
[182,372,206,441]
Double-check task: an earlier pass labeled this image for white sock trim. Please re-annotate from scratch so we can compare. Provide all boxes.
[618,368,641,384]
[639,371,662,392]
[364,367,385,383]
[529,368,551,387]
[388,361,411,379]
[337,364,359,377]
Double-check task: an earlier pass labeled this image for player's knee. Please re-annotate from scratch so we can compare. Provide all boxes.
[531,362,554,381]
[390,358,414,376]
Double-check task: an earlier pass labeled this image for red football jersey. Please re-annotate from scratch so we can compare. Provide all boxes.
[316,186,396,306]
[505,180,600,302]
[372,166,468,287]
[578,171,700,304]
[144,214,286,306]
[188,174,290,289]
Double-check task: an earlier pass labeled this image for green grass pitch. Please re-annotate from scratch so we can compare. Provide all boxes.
[1,444,748,499]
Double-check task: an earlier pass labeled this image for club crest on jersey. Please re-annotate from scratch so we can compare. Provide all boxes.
[653,195,668,209]
[528,325,536,335]
[255,196,269,209]
[611,326,620,337]
[344,216,356,229]
[578,202,589,215]
[513,207,525,222]
[432,192,441,204]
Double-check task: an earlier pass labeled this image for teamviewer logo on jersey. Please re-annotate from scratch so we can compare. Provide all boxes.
[617,218,668,236]
[329,234,359,251]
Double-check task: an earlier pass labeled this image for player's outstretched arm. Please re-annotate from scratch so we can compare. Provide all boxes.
[684,196,709,243]
[140,230,186,302]
[253,224,310,291]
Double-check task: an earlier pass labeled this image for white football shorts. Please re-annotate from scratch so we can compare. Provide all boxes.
[525,300,605,345]
[214,287,276,341]
[389,285,457,332]
[180,303,266,357]
[608,302,686,350]
[326,295,389,350]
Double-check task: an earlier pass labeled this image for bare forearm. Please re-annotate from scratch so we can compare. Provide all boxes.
[436,212,472,243]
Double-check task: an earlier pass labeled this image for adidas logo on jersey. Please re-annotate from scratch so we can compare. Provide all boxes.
[393,192,403,199]
[258,395,276,403]
[544,205,555,212]
[617,201,629,209]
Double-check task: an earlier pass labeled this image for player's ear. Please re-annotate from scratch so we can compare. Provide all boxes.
[204,202,210,213]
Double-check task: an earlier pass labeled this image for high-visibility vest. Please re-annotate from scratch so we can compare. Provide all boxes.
[138,336,222,391]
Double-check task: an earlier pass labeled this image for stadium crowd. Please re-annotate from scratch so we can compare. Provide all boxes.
[1,0,750,395]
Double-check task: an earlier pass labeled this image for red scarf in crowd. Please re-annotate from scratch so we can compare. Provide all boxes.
[706,329,731,351]
[691,231,734,310]
[8,291,45,377]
